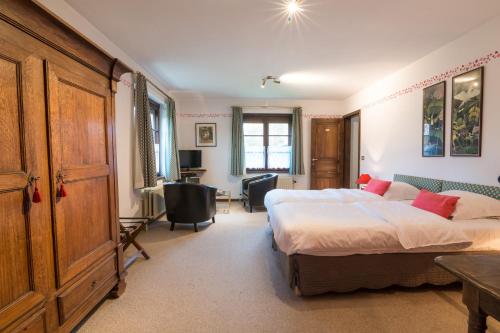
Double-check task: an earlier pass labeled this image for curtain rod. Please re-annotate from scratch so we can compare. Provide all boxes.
[144,76,171,100]
[241,105,297,109]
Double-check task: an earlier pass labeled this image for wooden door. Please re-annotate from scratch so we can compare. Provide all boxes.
[0,37,53,332]
[342,111,361,188]
[310,119,343,189]
[46,61,118,287]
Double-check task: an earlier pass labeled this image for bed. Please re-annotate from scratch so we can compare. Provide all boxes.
[264,188,384,209]
[268,174,500,296]
[264,174,428,209]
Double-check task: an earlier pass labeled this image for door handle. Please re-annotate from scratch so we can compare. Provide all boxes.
[56,170,68,198]
[28,175,42,204]
[312,158,318,161]
[56,170,66,182]
[27,174,40,187]
[23,174,42,214]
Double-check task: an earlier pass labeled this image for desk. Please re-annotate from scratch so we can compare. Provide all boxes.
[435,255,500,333]
[180,168,207,174]
[180,168,206,183]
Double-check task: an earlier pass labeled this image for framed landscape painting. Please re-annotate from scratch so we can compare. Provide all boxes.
[422,81,446,157]
[451,67,483,157]
[195,123,217,147]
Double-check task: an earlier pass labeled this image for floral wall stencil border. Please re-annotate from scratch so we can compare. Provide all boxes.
[361,50,499,109]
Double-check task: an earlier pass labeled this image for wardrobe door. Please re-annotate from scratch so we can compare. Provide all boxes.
[0,38,52,332]
[46,61,118,288]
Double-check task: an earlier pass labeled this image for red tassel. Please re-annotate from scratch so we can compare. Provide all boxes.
[59,183,67,197]
[32,186,42,203]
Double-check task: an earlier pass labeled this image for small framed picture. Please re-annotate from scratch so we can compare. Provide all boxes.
[451,67,483,157]
[422,81,446,157]
[195,123,217,147]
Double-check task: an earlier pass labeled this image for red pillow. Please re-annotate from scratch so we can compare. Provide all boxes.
[363,179,392,196]
[412,190,460,218]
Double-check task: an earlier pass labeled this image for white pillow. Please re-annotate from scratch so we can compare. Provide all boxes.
[383,182,420,201]
[439,190,500,220]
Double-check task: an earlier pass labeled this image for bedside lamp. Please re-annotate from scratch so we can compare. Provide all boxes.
[356,174,371,189]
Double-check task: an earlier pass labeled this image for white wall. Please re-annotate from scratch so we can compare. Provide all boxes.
[344,16,500,186]
[114,74,141,216]
[36,0,171,217]
[174,95,344,197]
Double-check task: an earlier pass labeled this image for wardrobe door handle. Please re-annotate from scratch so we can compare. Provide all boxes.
[30,175,42,203]
[23,174,42,213]
[56,170,68,198]
[56,170,66,183]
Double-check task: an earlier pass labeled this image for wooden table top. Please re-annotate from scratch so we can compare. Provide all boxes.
[435,255,500,300]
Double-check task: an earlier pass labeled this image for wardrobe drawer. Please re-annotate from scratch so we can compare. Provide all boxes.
[10,310,46,333]
[57,254,117,324]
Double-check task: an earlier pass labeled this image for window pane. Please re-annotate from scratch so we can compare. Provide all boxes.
[155,143,160,174]
[150,113,156,130]
[243,123,264,135]
[269,136,289,147]
[269,123,288,135]
[245,135,264,147]
[244,136,264,169]
[268,146,290,169]
[269,134,290,169]
[153,130,160,144]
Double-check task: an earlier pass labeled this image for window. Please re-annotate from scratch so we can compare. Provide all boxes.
[149,99,161,176]
[243,114,292,173]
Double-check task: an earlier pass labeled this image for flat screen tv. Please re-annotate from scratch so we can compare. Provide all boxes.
[179,150,202,169]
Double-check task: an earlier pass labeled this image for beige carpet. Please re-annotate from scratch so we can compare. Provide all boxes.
[79,205,500,333]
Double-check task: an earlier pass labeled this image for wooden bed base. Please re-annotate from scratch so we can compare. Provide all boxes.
[272,238,500,296]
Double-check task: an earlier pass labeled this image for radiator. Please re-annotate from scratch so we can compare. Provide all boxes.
[277,176,295,189]
[142,185,166,219]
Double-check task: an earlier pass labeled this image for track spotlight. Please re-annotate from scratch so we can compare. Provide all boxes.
[260,76,281,88]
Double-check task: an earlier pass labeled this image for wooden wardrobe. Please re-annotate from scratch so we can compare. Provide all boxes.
[0,1,131,332]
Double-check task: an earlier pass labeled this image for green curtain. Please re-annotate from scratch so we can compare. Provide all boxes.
[135,72,157,188]
[230,106,245,176]
[159,97,181,181]
[289,107,304,175]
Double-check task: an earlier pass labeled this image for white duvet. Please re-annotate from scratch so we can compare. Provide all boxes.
[270,201,472,256]
[264,188,384,209]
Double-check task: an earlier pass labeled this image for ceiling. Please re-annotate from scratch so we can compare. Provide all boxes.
[66,0,500,100]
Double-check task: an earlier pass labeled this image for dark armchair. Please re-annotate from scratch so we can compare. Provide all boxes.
[241,174,278,212]
[163,183,217,232]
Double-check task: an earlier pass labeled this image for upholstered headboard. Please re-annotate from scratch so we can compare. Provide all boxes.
[393,174,443,193]
[393,174,500,200]
[442,180,500,200]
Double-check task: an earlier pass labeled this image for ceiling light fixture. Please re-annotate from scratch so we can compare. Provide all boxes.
[285,0,303,23]
[261,76,281,88]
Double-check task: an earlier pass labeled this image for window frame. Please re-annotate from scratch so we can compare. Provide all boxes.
[243,113,292,173]
[149,99,162,176]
